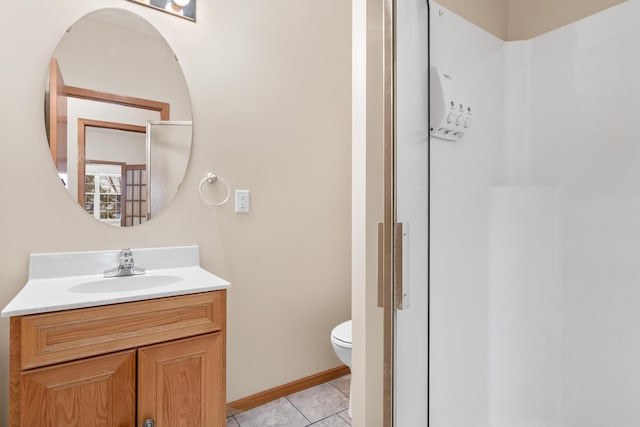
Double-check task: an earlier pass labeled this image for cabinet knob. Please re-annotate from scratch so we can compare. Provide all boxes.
[143,419,155,427]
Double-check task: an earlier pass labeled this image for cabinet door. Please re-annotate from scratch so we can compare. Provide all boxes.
[138,333,224,427]
[20,350,135,427]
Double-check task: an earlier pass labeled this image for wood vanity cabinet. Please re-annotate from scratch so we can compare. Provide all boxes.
[9,290,226,427]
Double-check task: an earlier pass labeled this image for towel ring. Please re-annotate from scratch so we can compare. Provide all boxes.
[198,172,231,206]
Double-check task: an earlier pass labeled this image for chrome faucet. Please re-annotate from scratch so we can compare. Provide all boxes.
[104,248,145,277]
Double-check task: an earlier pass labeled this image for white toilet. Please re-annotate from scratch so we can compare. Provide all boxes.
[331,320,352,417]
[331,320,352,368]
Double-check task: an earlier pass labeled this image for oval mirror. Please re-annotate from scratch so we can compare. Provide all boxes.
[45,8,192,227]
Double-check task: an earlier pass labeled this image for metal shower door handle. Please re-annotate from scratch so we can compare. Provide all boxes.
[394,222,405,310]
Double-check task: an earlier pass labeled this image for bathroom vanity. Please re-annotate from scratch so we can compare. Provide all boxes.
[1,6,232,425]
[2,246,230,427]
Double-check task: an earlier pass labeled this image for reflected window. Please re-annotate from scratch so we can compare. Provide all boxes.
[85,164,123,226]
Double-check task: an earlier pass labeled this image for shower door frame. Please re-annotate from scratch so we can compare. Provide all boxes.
[380,0,397,424]
[380,0,431,425]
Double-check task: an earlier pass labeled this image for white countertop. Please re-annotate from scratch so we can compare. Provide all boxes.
[1,246,230,317]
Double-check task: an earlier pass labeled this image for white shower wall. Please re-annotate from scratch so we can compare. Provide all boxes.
[430,3,505,426]
[488,186,561,427]
[509,1,640,425]
[431,1,640,426]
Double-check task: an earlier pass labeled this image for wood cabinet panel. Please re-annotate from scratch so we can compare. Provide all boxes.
[20,350,135,427]
[138,333,224,427]
[19,292,223,369]
[10,290,227,427]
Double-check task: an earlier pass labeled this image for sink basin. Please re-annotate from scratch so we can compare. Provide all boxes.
[68,275,182,294]
[1,246,232,318]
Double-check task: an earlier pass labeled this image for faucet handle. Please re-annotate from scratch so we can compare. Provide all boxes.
[104,248,144,277]
[120,248,134,267]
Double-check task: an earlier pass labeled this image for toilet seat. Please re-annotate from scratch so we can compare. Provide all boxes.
[331,320,352,348]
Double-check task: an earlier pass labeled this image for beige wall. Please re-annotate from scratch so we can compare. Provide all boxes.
[436,0,508,40]
[507,0,625,40]
[436,0,625,40]
[0,1,351,425]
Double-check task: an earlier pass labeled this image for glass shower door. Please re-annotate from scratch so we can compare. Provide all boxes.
[381,0,430,424]
[145,120,192,219]
[394,0,430,425]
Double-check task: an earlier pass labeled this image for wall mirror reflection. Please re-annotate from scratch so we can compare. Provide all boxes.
[45,8,193,227]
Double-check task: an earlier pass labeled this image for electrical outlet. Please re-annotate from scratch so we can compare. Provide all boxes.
[235,190,250,213]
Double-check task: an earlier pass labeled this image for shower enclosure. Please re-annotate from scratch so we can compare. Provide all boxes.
[429,1,640,426]
[388,0,640,425]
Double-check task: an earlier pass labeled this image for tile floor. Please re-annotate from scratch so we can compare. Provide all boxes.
[227,375,351,427]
